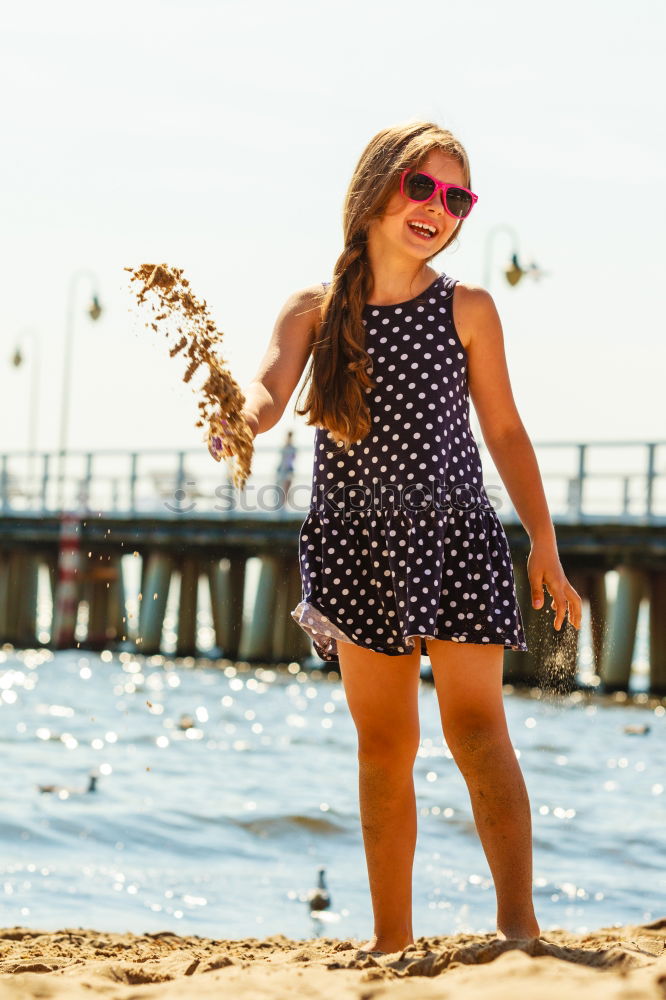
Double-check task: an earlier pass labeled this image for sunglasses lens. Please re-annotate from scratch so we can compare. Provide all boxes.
[404,171,436,201]
[445,187,473,218]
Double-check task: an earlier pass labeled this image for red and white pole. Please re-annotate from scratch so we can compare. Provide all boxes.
[52,512,82,649]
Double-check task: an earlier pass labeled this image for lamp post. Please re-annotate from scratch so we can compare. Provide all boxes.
[56,270,103,511]
[10,328,41,490]
[483,224,548,289]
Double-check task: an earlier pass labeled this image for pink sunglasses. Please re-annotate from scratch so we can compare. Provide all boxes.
[400,169,478,220]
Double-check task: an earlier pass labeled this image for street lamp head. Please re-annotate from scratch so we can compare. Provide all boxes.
[505,253,524,287]
[88,295,102,321]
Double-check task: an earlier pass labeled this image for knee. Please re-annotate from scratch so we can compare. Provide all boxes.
[444,714,507,760]
[357,728,420,770]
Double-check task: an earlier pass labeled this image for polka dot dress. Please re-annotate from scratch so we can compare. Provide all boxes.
[290,271,528,662]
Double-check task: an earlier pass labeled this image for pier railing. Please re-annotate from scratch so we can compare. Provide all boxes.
[1,439,664,522]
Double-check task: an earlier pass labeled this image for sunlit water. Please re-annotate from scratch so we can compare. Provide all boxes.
[1,646,664,940]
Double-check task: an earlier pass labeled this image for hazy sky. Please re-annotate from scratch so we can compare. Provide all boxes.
[1,0,664,476]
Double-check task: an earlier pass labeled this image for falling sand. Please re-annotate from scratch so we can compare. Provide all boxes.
[125,264,254,489]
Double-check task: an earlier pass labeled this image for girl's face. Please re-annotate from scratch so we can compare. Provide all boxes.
[368,149,467,260]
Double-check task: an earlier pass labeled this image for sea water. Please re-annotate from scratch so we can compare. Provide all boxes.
[1,645,664,940]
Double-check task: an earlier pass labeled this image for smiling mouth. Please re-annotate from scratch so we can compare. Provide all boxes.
[407,220,438,240]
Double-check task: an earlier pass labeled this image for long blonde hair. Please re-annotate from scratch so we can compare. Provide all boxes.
[294,120,473,451]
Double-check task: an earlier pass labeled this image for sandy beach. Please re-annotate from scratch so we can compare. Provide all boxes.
[1,919,665,1000]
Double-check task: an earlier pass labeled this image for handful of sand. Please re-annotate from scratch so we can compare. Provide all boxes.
[125,263,254,490]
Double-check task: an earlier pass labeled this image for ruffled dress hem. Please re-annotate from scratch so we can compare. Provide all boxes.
[291,598,528,662]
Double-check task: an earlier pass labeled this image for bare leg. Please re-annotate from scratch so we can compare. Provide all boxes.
[426,639,541,939]
[337,638,422,953]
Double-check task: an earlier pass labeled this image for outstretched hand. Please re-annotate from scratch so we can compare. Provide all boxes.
[207,410,259,463]
[527,540,582,632]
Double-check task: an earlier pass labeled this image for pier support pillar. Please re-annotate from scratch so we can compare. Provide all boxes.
[208,555,247,660]
[85,577,110,650]
[140,553,148,617]
[23,554,40,647]
[208,558,230,654]
[79,556,127,650]
[7,552,40,648]
[5,552,23,644]
[107,555,128,644]
[176,557,200,657]
[599,566,646,693]
[0,552,9,641]
[586,569,608,675]
[43,555,57,644]
[227,556,247,660]
[47,556,57,607]
[240,554,279,662]
[647,570,666,695]
[137,552,173,655]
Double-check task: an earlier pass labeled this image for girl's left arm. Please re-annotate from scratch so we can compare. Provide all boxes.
[454,284,582,633]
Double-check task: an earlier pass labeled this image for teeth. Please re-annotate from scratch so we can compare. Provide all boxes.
[408,221,437,236]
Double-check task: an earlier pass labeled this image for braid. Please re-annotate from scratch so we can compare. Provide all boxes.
[296,237,375,451]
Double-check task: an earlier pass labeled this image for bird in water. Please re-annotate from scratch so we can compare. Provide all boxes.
[38,772,98,797]
[306,868,331,913]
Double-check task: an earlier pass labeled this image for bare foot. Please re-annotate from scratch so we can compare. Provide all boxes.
[358,935,414,954]
[497,919,541,940]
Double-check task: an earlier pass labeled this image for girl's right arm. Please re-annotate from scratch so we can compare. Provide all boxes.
[210,285,324,456]
[242,284,324,433]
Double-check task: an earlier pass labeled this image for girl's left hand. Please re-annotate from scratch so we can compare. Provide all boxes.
[527,540,582,632]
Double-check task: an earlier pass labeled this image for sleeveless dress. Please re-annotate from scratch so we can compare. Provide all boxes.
[290,271,528,663]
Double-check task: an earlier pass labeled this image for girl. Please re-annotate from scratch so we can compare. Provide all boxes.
[210,121,582,951]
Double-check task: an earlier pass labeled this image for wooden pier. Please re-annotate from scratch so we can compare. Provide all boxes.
[0,440,664,693]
